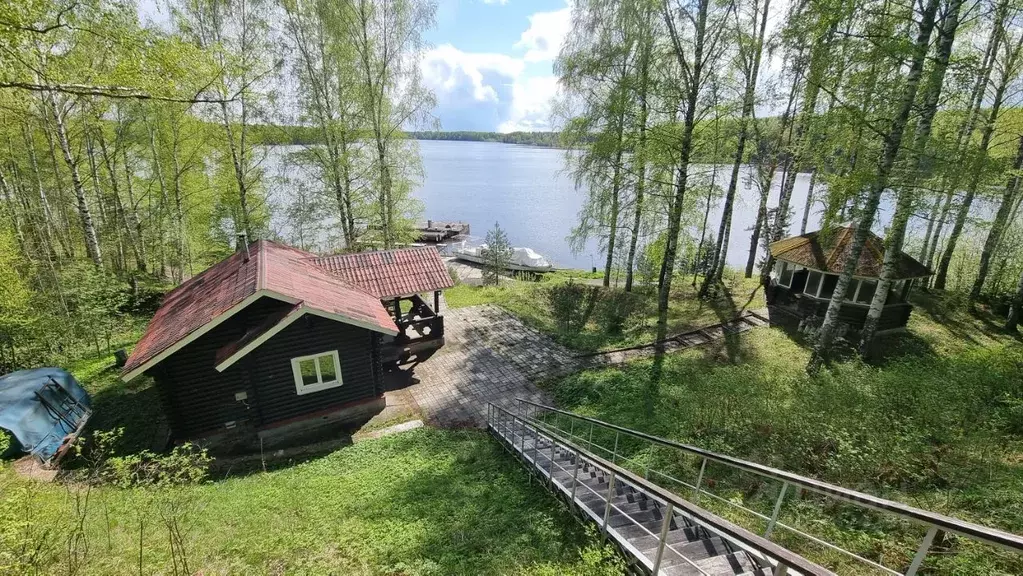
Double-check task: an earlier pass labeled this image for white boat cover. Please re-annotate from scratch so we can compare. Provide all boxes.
[450,240,552,269]
[510,247,551,268]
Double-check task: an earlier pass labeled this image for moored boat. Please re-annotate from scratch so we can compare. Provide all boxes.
[450,241,553,272]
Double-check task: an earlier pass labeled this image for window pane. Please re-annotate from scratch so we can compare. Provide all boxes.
[299,359,318,386]
[805,271,822,296]
[856,280,877,304]
[780,262,793,286]
[819,274,838,299]
[317,354,338,382]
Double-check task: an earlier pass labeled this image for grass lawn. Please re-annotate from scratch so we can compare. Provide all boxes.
[534,291,1023,574]
[2,428,623,575]
[445,269,765,352]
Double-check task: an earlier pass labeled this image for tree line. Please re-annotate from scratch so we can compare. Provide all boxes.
[0,0,435,369]
[557,0,1023,369]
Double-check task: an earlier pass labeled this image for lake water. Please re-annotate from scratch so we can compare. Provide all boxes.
[267,140,955,271]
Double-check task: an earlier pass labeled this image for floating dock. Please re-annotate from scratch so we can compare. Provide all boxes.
[416,220,470,243]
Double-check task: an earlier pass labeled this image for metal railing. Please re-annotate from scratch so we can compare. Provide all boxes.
[512,398,1023,576]
[487,402,835,576]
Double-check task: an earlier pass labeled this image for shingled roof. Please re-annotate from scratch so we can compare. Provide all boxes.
[310,246,454,299]
[123,241,451,382]
[769,225,932,280]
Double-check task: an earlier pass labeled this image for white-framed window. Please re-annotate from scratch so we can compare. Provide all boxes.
[777,261,794,287]
[290,350,342,395]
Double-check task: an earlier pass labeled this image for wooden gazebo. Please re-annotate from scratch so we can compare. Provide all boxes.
[767,225,932,332]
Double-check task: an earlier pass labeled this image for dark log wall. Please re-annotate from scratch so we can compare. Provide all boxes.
[773,286,913,331]
[242,314,379,426]
[150,296,382,439]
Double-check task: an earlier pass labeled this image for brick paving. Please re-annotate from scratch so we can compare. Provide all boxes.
[408,305,582,427]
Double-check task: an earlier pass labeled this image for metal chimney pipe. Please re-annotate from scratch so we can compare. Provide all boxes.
[237,232,250,262]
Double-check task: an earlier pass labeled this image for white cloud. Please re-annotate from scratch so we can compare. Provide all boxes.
[481,0,509,4]
[420,45,560,133]
[498,76,559,132]
[514,3,572,63]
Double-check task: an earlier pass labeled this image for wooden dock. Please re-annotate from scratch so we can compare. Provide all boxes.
[416,220,470,243]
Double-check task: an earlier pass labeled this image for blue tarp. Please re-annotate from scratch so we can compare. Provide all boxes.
[0,368,92,463]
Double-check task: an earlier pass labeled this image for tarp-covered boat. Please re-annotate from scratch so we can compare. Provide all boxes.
[0,368,92,465]
[450,240,553,272]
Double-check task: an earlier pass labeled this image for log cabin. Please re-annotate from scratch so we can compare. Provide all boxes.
[767,224,932,333]
[121,239,453,446]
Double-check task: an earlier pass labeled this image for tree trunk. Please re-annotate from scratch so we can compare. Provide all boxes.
[699,0,771,297]
[23,125,66,260]
[859,0,962,352]
[48,93,102,266]
[1006,264,1023,331]
[800,169,816,234]
[658,0,709,346]
[625,25,652,293]
[746,169,771,278]
[603,112,627,288]
[97,133,146,272]
[970,134,1023,301]
[934,32,1021,290]
[809,0,939,370]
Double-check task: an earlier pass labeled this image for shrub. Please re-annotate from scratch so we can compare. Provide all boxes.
[544,282,588,332]
[595,290,641,335]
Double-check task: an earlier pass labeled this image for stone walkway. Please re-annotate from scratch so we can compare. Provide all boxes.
[404,305,581,427]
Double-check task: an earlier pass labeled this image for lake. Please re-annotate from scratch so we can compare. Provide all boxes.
[267,140,957,271]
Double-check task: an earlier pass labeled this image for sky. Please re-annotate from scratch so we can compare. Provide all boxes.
[138,0,570,133]
[420,0,570,132]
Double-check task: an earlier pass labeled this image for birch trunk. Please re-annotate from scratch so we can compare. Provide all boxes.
[799,169,816,235]
[1006,265,1023,331]
[625,25,652,293]
[934,33,1021,289]
[859,0,962,352]
[658,0,709,346]
[809,0,939,370]
[700,0,770,297]
[970,134,1023,301]
[48,92,102,266]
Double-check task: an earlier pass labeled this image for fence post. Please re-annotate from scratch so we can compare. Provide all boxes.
[570,450,581,501]
[588,422,594,452]
[764,481,789,538]
[693,457,707,502]
[651,502,675,575]
[611,431,620,464]
[549,436,557,486]
[601,470,617,540]
[905,525,938,576]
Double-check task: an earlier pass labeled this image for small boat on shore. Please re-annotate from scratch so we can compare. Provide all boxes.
[450,241,554,272]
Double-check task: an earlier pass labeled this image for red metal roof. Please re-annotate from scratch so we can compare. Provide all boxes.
[122,241,402,380]
[311,246,454,299]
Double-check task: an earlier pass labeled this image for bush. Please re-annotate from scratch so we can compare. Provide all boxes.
[544,282,589,332]
[595,290,641,335]
[0,429,10,458]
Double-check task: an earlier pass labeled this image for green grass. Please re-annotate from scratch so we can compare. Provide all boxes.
[537,293,1023,574]
[445,270,765,352]
[2,428,624,575]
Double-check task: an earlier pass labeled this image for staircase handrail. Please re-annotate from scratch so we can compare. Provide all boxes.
[515,398,1023,556]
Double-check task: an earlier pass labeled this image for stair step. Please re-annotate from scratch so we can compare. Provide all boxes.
[656,537,733,569]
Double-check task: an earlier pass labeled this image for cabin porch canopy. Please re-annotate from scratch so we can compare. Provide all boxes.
[768,224,933,305]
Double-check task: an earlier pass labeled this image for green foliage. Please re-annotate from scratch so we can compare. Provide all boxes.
[0,429,617,575]
[545,325,1023,573]
[543,282,591,332]
[483,222,513,286]
[0,429,10,457]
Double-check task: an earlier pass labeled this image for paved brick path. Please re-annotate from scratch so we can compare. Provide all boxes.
[407,305,581,427]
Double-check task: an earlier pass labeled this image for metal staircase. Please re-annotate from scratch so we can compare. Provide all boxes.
[487,400,1023,576]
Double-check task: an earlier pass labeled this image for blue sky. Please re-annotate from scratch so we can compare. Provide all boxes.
[420,0,570,132]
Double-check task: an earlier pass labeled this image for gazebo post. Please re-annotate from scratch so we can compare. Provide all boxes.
[434,291,440,314]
